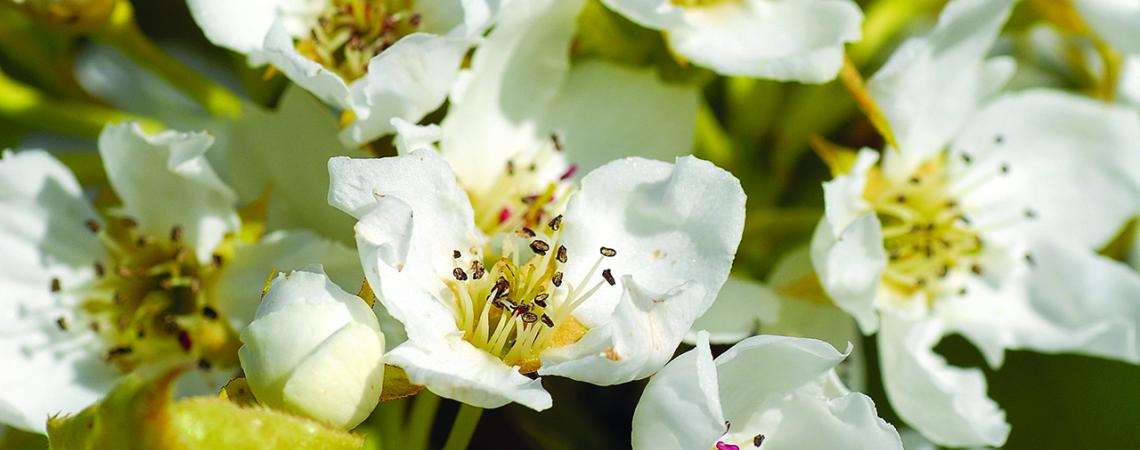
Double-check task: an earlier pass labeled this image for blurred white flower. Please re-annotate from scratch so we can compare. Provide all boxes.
[0,123,358,433]
[239,266,385,429]
[1073,0,1140,56]
[598,0,863,82]
[185,0,498,144]
[632,331,902,450]
[811,0,1140,447]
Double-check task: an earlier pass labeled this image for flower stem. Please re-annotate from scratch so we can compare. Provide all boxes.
[94,0,242,118]
[0,67,163,138]
[836,55,899,151]
[441,403,484,450]
[694,100,735,171]
[405,391,441,450]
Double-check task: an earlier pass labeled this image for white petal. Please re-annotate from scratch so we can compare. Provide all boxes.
[539,156,745,385]
[715,336,901,450]
[390,118,443,156]
[1075,0,1140,55]
[687,276,779,345]
[868,0,1015,166]
[220,86,359,243]
[186,0,323,54]
[540,61,699,177]
[0,151,116,432]
[665,0,863,82]
[439,0,584,193]
[822,148,877,232]
[98,123,239,264]
[386,339,552,410]
[950,89,1140,249]
[810,215,885,334]
[878,312,1009,448]
[340,34,475,145]
[211,230,361,332]
[254,20,352,109]
[631,331,726,450]
[1121,56,1140,108]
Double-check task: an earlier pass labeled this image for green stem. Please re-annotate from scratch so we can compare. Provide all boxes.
[0,68,163,138]
[94,0,242,118]
[441,403,484,450]
[405,391,441,450]
[375,398,407,450]
[694,100,735,171]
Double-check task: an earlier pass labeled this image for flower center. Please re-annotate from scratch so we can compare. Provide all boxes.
[866,153,1029,299]
[296,0,421,82]
[53,216,239,373]
[443,214,616,372]
[469,137,576,236]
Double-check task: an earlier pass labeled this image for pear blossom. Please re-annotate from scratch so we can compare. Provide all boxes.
[0,123,358,433]
[811,0,1140,446]
[1073,0,1140,56]
[632,331,902,450]
[185,0,498,144]
[239,266,385,429]
[598,0,863,82]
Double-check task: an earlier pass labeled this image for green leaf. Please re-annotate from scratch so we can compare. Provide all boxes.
[46,367,364,450]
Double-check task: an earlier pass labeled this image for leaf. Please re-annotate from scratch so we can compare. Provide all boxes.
[380,365,423,402]
[47,367,364,450]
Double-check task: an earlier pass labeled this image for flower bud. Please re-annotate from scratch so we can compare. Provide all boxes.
[238,267,385,429]
[6,0,118,32]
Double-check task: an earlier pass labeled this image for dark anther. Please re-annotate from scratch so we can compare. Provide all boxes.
[56,317,68,331]
[84,219,100,233]
[471,260,486,279]
[170,225,184,242]
[958,287,969,296]
[107,346,133,358]
[1024,209,1037,219]
[530,240,550,255]
[177,330,193,352]
[556,245,568,263]
[915,278,927,287]
[202,306,218,320]
[939,265,950,278]
[519,227,536,238]
[492,300,509,310]
[533,293,549,307]
[548,214,563,230]
[522,312,539,324]
[602,269,616,286]
[946,200,958,208]
[895,194,907,203]
[409,13,422,26]
[600,247,617,257]
[725,420,732,431]
[959,215,972,225]
[515,303,532,315]
[197,358,212,370]
[506,160,515,176]
[960,153,973,164]
[908,176,921,185]
[50,278,61,292]
[540,314,554,327]
[136,236,152,247]
[888,249,900,261]
[970,264,983,275]
[552,272,563,287]
[753,434,766,447]
[94,262,105,277]
[493,277,511,298]
[453,249,462,259]
[453,267,468,281]
[924,245,934,258]
[550,134,563,151]
[528,163,537,173]
[1024,253,1036,266]
[122,217,138,228]
[212,254,224,267]
[994,134,1005,144]
[999,163,1010,174]
[521,195,537,205]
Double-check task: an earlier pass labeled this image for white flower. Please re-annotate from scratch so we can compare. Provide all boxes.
[239,266,385,429]
[185,0,496,144]
[598,0,863,82]
[0,123,358,433]
[632,331,902,450]
[1074,0,1140,56]
[810,0,1140,446]
[326,0,736,411]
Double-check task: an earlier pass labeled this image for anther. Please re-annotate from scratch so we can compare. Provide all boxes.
[453,250,462,259]
[506,160,515,176]
[533,293,549,307]
[470,260,485,279]
[999,163,1010,174]
[177,330,192,352]
[994,134,1004,144]
[170,225,184,242]
[122,217,138,228]
[136,236,152,247]
[753,434,766,447]
[453,267,468,281]
[602,269,616,286]
[551,272,563,287]
[600,247,617,257]
[895,194,907,203]
[521,312,538,324]
[939,265,950,278]
[93,262,105,276]
[540,314,554,327]
[960,153,973,164]
[548,214,563,231]
[915,278,927,287]
[212,254,224,267]
[56,317,68,331]
[908,176,921,185]
[50,278,61,292]
[197,358,212,370]
[1024,253,1036,266]
[84,219,100,233]
[556,245,568,263]
[519,227,536,238]
[958,287,969,296]
[550,133,563,151]
[1024,209,1037,219]
[202,306,218,320]
[409,13,422,26]
[970,264,983,275]
[530,240,550,255]
[107,346,133,358]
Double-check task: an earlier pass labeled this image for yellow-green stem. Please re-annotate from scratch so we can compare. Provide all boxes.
[95,0,242,118]
[405,391,441,450]
[0,68,163,138]
[441,403,484,450]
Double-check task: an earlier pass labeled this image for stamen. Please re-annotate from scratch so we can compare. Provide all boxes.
[753,434,766,447]
[556,245,568,263]
[453,267,468,281]
[600,246,617,257]
[602,269,616,286]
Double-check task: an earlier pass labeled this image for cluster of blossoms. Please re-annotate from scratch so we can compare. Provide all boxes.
[0,0,1137,448]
